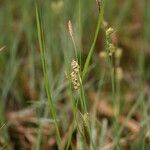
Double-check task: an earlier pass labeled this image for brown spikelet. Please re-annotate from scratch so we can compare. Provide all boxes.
[68,20,73,38]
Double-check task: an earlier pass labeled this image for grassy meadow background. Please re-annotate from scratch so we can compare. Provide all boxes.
[0,0,150,149]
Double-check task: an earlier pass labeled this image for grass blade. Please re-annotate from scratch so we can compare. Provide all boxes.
[35,3,61,148]
[82,0,105,81]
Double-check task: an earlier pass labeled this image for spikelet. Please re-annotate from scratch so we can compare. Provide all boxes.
[82,113,89,129]
[106,27,114,37]
[108,43,116,56]
[68,20,73,39]
[105,26,116,56]
[70,60,80,90]
[102,25,124,82]
[71,60,80,73]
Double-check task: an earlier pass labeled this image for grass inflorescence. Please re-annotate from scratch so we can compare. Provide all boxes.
[0,0,150,149]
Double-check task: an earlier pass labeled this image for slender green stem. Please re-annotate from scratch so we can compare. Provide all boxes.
[82,0,105,81]
[35,4,61,148]
[79,75,87,113]
[78,0,82,69]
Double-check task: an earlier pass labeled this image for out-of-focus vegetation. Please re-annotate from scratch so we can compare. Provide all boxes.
[0,0,150,149]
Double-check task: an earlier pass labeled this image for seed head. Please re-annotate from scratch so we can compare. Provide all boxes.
[108,43,116,56]
[68,20,73,39]
[106,27,114,37]
[71,59,80,73]
[70,60,80,90]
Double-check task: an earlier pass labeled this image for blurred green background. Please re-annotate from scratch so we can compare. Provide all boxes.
[0,0,150,149]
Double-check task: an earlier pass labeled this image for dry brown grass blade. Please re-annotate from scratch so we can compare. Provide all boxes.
[6,109,36,125]
[102,134,137,150]
[0,136,5,145]
[6,109,57,148]
[89,92,140,134]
